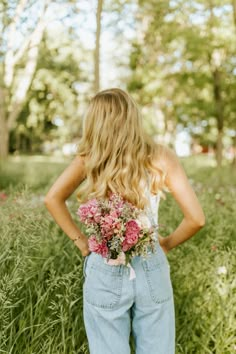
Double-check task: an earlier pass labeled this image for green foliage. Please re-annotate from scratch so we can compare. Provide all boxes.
[0,155,69,192]
[10,28,87,153]
[128,0,236,149]
[0,155,235,353]
[0,187,87,353]
[3,0,236,160]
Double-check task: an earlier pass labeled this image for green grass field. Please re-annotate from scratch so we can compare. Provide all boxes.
[0,155,235,354]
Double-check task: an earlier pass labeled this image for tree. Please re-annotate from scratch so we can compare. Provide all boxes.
[94,0,104,93]
[127,0,236,165]
[0,0,51,159]
[10,28,85,154]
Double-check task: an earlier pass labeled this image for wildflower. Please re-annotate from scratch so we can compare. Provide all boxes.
[100,213,121,239]
[76,198,101,224]
[122,220,140,251]
[88,236,108,258]
[216,266,227,275]
[0,192,7,201]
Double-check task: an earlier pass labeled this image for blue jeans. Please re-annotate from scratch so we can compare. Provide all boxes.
[82,241,175,354]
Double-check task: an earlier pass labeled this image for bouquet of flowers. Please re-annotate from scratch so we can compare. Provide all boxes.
[76,192,158,278]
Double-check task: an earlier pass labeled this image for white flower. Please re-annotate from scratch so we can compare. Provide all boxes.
[216,266,227,275]
[136,213,152,229]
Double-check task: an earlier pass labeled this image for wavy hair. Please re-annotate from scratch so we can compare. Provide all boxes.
[76,88,168,210]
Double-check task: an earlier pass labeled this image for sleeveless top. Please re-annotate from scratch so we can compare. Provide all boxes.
[144,170,161,228]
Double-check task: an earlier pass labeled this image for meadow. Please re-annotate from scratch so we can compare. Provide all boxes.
[0,155,235,354]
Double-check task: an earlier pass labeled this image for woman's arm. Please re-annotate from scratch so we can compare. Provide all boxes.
[44,155,90,257]
[157,146,205,253]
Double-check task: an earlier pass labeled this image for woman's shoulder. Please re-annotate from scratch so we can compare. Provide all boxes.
[75,153,87,165]
[152,143,179,171]
[149,143,182,194]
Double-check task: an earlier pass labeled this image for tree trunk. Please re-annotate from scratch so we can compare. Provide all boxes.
[0,114,9,159]
[212,68,224,167]
[216,129,223,167]
[94,0,103,93]
[232,0,236,29]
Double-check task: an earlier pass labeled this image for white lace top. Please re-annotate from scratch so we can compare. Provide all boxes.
[144,170,161,227]
[149,192,161,225]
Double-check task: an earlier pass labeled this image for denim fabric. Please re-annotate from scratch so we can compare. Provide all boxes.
[82,241,175,354]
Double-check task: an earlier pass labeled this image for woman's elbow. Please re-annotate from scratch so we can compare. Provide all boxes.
[44,195,60,207]
[187,212,206,229]
[198,214,206,228]
[193,212,206,229]
[44,196,53,210]
[44,194,66,207]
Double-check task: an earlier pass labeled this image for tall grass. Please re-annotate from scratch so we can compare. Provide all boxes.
[0,155,235,353]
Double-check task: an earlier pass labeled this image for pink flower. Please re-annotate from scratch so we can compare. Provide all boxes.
[100,212,121,239]
[76,198,101,224]
[110,210,118,218]
[122,220,140,251]
[108,192,125,216]
[88,236,108,257]
[93,211,102,223]
[0,192,7,201]
[122,240,132,252]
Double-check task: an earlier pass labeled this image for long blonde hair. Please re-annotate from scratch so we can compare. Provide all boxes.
[76,88,168,210]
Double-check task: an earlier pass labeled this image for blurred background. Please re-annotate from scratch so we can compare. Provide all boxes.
[0,0,235,163]
[0,1,235,353]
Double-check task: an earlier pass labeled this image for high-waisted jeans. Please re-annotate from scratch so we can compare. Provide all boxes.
[82,241,175,354]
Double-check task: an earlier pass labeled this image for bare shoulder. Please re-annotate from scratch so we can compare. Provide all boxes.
[152,143,187,192]
[74,153,87,168]
[65,154,87,179]
[152,143,180,173]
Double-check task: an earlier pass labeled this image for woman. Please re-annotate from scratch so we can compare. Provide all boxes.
[44,88,205,354]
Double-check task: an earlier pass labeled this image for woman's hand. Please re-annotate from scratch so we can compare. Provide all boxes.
[74,239,91,257]
[158,234,170,254]
[81,249,91,257]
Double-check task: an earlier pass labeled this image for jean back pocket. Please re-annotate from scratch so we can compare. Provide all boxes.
[83,257,123,309]
[142,253,173,304]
